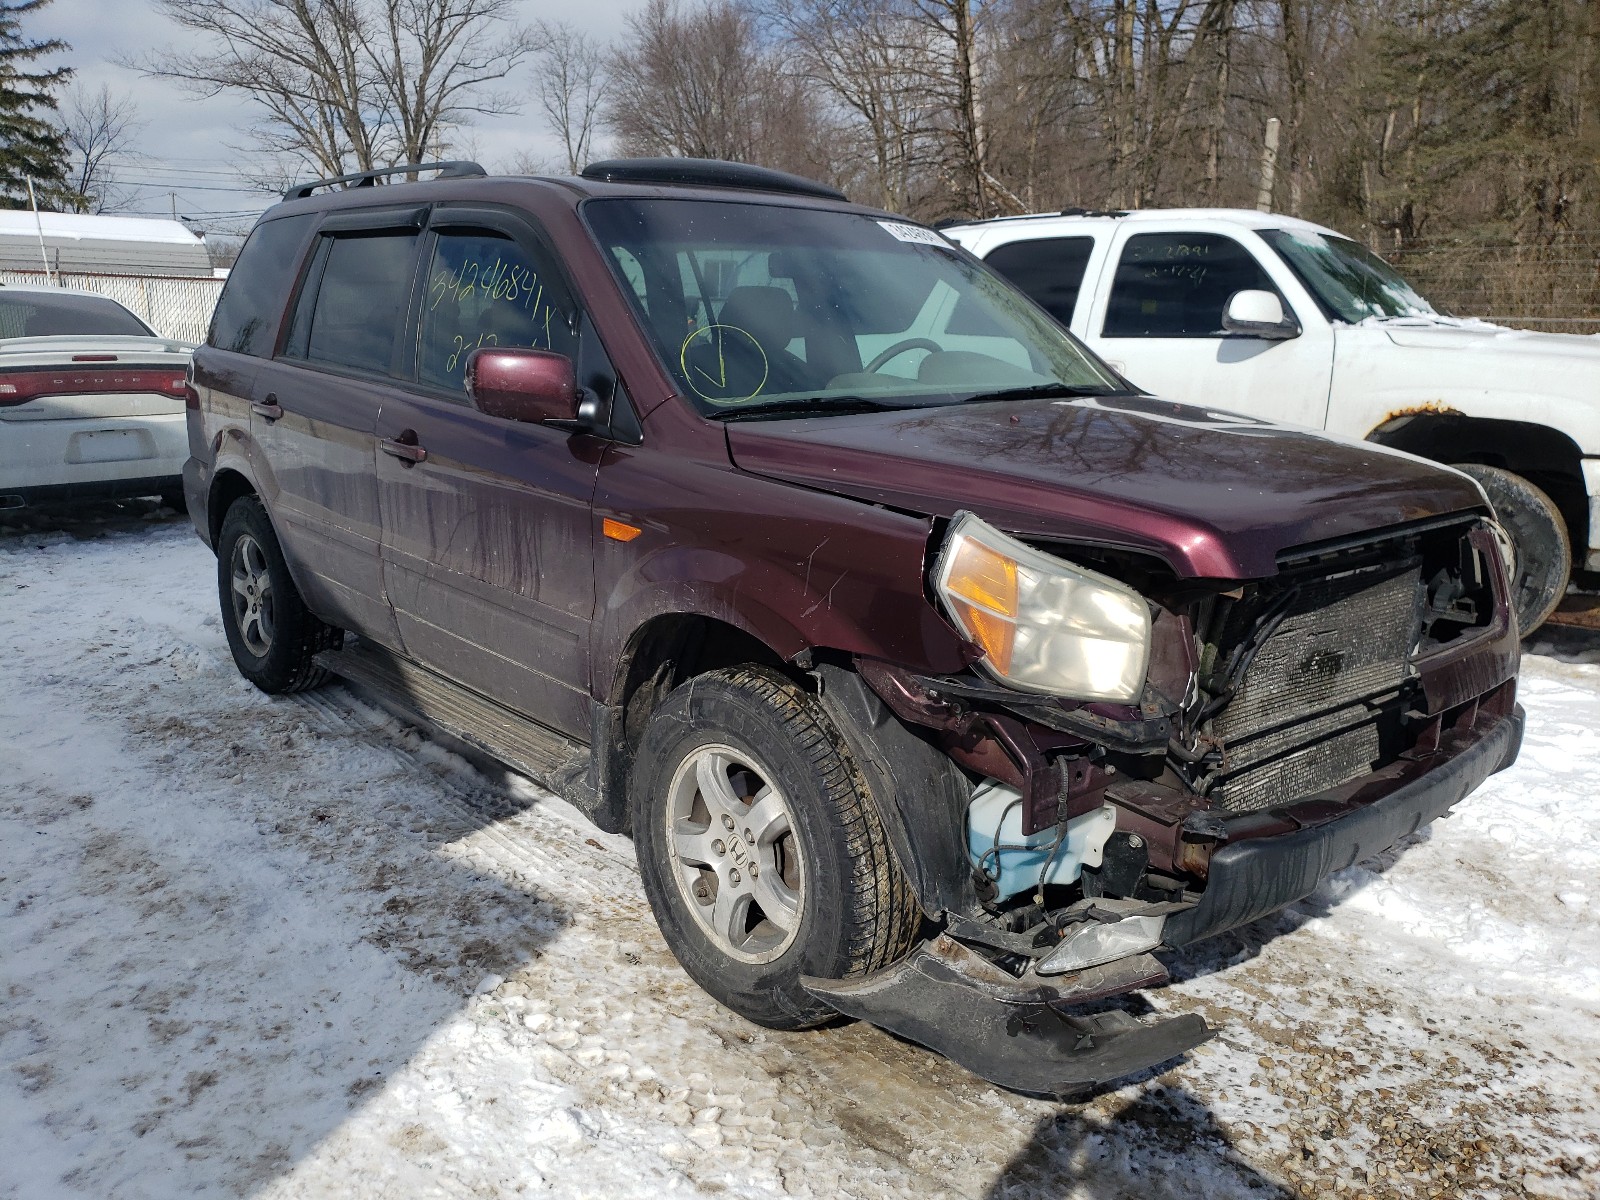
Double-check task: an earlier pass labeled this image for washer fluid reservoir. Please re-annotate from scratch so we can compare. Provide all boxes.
[965,780,1117,904]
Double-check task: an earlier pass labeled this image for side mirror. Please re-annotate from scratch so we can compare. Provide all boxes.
[465,347,580,424]
[1222,290,1299,340]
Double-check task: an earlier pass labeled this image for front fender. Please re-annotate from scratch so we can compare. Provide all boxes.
[590,464,974,695]
[1329,325,1600,454]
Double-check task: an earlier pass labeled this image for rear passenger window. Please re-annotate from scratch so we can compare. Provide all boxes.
[416,230,577,393]
[208,214,315,355]
[1103,233,1276,338]
[294,231,419,373]
[983,236,1094,327]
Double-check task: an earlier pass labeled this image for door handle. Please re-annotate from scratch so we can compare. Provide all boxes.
[251,393,283,421]
[380,431,427,465]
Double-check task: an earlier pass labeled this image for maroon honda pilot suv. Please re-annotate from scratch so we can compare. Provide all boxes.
[184,158,1523,1095]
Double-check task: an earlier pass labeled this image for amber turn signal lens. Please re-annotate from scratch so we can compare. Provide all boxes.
[603,517,642,542]
[943,535,1017,617]
[941,536,1019,672]
[950,598,1015,674]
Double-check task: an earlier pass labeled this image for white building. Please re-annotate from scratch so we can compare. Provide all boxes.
[0,211,213,277]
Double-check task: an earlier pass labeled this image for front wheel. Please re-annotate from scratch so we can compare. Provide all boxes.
[216,495,342,693]
[1452,463,1570,635]
[633,667,920,1030]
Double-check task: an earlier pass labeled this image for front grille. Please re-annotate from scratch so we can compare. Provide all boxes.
[1210,561,1423,813]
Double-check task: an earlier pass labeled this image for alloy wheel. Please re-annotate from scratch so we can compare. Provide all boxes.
[665,743,804,964]
[229,533,276,657]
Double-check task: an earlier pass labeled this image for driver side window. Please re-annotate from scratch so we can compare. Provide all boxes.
[1103,233,1277,338]
[416,229,577,394]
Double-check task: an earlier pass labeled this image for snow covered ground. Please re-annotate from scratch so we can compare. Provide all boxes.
[2,503,1597,1200]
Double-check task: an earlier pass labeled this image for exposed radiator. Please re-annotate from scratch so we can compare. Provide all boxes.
[1210,561,1423,814]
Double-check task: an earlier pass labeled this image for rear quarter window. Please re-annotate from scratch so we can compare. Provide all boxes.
[207,214,316,355]
[982,236,1095,327]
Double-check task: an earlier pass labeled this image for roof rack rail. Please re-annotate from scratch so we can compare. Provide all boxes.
[579,157,847,202]
[283,160,487,201]
[941,207,1131,229]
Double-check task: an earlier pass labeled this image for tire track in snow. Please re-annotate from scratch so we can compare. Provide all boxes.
[283,680,1046,1183]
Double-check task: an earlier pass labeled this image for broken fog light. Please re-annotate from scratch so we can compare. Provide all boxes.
[934,511,1152,702]
[1034,912,1167,976]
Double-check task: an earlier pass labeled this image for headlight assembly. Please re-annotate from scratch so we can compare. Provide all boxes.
[934,512,1151,702]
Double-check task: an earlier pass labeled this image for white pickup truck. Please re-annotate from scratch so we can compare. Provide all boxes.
[942,208,1600,634]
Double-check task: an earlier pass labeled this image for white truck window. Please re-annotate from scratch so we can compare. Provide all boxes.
[1103,232,1278,338]
[983,236,1095,327]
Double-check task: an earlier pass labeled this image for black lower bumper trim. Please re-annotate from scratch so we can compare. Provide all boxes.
[804,941,1211,1097]
[1164,705,1524,948]
[0,475,181,507]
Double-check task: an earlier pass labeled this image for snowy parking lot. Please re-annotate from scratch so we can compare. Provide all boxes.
[2,503,1598,1200]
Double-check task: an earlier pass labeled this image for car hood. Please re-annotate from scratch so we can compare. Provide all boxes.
[1371,316,1600,362]
[725,394,1486,579]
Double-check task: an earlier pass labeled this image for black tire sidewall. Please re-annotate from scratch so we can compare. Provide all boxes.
[632,671,870,1030]
[216,496,323,693]
[1454,463,1570,634]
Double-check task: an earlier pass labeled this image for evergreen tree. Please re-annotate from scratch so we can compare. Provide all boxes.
[0,0,72,210]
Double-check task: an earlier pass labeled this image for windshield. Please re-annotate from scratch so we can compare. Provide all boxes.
[0,292,154,339]
[1259,229,1436,324]
[583,198,1123,417]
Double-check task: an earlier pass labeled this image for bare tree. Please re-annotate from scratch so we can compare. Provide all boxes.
[768,0,931,211]
[357,0,540,164]
[60,83,141,213]
[606,0,821,174]
[137,0,535,181]
[531,21,609,173]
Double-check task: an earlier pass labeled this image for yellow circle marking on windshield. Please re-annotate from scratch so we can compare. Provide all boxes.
[680,324,768,403]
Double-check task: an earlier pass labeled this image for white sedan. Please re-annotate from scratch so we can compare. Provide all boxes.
[0,286,195,510]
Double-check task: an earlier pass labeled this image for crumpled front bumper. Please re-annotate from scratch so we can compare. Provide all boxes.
[803,704,1525,1097]
[804,938,1209,1098]
[1163,703,1524,948]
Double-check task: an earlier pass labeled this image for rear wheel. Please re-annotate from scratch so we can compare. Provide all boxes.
[1453,463,1570,635]
[216,495,342,693]
[633,666,920,1030]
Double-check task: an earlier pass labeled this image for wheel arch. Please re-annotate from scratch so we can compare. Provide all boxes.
[207,467,257,548]
[585,611,803,835]
[1367,413,1588,554]
[590,614,970,920]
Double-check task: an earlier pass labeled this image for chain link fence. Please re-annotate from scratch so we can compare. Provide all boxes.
[1391,238,1600,334]
[0,270,223,343]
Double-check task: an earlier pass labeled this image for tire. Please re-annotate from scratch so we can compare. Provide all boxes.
[216,495,342,693]
[1452,463,1570,635]
[632,666,921,1030]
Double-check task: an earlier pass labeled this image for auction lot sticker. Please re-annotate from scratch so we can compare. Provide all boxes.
[877,221,952,249]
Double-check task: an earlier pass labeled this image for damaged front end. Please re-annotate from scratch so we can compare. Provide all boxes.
[807,511,1523,1096]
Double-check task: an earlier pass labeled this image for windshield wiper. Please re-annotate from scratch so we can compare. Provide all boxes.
[713,395,922,422]
[958,383,1121,405]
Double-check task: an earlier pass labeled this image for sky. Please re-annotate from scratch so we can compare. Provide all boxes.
[31,0,637,240]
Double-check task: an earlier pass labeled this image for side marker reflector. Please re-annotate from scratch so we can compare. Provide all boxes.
[603,518,642,542]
